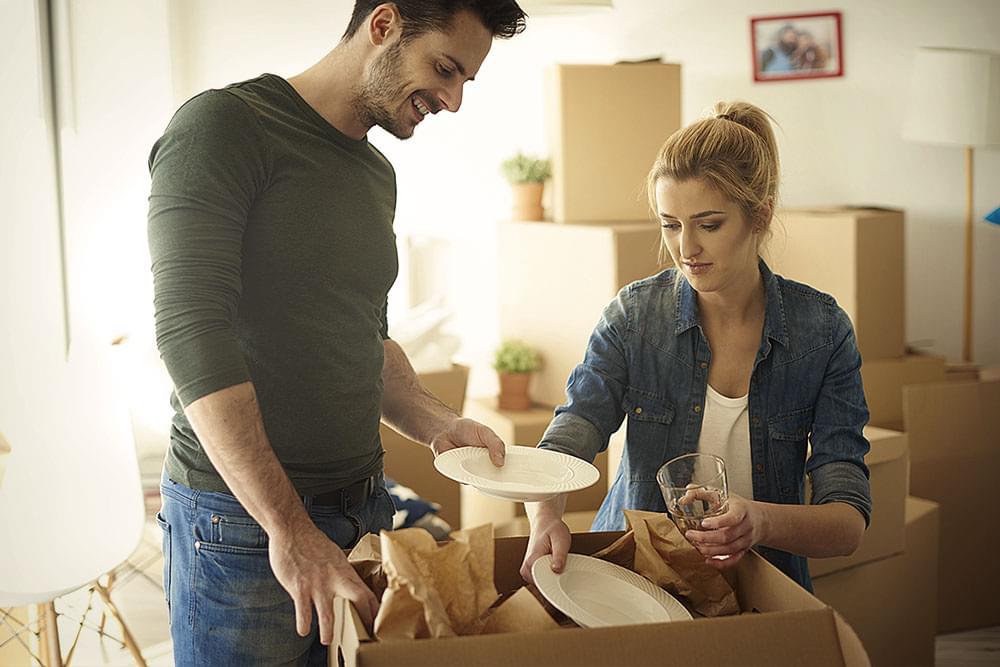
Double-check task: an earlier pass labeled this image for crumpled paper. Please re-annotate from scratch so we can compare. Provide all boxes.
[373,524,498,638]
[348,533,386,600]
[481,586,560,634]
[592,509,740,617]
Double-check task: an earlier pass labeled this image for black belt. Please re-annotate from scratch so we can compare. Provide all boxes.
[306,475,377,509]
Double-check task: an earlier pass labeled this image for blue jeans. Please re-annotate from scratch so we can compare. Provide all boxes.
[157,474,394,666]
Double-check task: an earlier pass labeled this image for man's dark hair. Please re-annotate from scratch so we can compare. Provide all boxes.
[342,1,527,42]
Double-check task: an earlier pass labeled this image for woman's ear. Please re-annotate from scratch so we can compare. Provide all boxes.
[756,198,774,232]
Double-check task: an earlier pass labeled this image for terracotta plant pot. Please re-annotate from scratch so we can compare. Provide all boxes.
[511,182,544,221]
[498,371,532,410]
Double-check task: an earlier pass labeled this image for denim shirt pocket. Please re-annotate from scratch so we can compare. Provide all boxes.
[767,408,812,500]
[622,387,675,482]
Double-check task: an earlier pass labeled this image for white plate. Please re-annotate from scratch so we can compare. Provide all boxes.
[433,445,599,501]
[532,554,693,628]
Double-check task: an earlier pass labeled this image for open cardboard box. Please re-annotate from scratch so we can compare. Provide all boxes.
[334,531,869,666]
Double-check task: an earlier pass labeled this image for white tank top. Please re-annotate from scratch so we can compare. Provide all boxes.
[697,385,754,500]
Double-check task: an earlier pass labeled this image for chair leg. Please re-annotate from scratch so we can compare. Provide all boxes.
[37,602,64,667]
[93,582,147,667]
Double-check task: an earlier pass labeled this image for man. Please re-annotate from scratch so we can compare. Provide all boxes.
[147,2,526,665]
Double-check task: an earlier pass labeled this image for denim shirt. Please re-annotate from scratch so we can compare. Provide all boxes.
[539,260,872,591]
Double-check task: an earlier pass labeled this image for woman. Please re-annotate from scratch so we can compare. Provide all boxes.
[520,102,871,591]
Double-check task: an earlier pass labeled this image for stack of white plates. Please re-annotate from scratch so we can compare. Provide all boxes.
[433,445,599,502]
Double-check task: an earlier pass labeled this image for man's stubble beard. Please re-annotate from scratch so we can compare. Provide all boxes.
[352,41,413,140]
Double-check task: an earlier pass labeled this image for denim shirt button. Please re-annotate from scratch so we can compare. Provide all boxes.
[699,362,708,369]
[755,463,764,473]
[752,416,761,426]
[693,405,701,413]
[634,407,642,415]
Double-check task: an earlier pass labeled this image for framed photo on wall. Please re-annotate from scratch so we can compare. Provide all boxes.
[751,12,843,82]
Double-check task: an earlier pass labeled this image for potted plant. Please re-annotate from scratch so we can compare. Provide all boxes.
[492,339,541,411]
[500,152,551,221]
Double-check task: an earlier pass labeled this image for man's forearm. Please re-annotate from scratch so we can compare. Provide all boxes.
[184,381,312,539]
[380,339,459,446]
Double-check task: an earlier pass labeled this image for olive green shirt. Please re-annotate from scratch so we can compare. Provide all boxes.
[147,74,398,495]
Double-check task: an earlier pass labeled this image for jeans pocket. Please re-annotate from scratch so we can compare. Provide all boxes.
[155,511,172,614]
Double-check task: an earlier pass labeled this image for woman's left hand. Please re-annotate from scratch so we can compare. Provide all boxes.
[683,495,767,570]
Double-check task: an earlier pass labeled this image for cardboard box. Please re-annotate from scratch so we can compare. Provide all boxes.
[492,510,598,538]
[902,379,1000,632]
[546,62,681,223]
[460,397,609,528]
[767,208,904,361]
[498,220,661,408]
[859,354,946,431]
[813,497,940,667]
[380,365,469,528]
[334,531,869,667]
[807,427,909,578]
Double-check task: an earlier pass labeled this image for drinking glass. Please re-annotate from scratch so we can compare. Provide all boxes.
[656,453,729,533]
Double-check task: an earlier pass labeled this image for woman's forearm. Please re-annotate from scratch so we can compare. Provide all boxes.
[758,500,865,558]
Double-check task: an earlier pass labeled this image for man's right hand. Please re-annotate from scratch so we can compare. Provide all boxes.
[519,513,571,585]
[268,525,379,645]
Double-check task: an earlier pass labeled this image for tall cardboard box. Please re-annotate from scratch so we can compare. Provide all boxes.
[461,397,608,528]
[336,531,869,666]
[902,379,1000,632]
[859,354,946,431]
[767,207,904,361]
[380,365,469,528]
[498,220,661,407]
[813,497,940,667]
[546,62,681,223]
[807,426,909,577]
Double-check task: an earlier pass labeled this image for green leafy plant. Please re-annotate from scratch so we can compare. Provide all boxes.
[492,339,542,374]
[500,152,551,184]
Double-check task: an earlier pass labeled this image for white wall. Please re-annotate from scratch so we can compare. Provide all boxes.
[164,1,1000,394]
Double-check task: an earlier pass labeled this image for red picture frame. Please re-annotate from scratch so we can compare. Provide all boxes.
[751,12,843,83]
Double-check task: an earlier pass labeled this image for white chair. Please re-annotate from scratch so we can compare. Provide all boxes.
[0,342,148,666]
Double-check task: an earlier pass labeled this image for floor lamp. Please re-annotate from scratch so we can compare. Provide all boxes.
[902,47,1000,363]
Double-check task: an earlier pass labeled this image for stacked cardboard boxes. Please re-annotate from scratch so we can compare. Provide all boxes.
[813,497,940,667]
[499,62,680,410]
[772,205,1000,640]
[902,378,1000,632]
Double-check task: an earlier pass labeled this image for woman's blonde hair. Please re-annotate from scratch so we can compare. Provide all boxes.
[646,101,780,266]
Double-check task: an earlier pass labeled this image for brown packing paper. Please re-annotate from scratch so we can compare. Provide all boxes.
[374,524,498,639]
[592,510,739,617]
[348,533,386,600]
[481,586,561,635]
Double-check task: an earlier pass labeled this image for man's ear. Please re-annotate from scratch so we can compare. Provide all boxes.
[367,3,401,47]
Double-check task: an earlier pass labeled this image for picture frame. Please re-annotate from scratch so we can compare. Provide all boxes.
[751,11,843,83]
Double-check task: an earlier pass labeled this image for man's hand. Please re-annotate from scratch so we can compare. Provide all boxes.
[268,525,379,644]
[429,416,506,467]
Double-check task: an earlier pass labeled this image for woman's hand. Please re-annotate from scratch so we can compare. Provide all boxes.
[519,512,571,585]
[683,494,768,570]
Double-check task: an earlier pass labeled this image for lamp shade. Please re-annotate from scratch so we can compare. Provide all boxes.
[519,0,613,14]
[902,48,1000,147]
